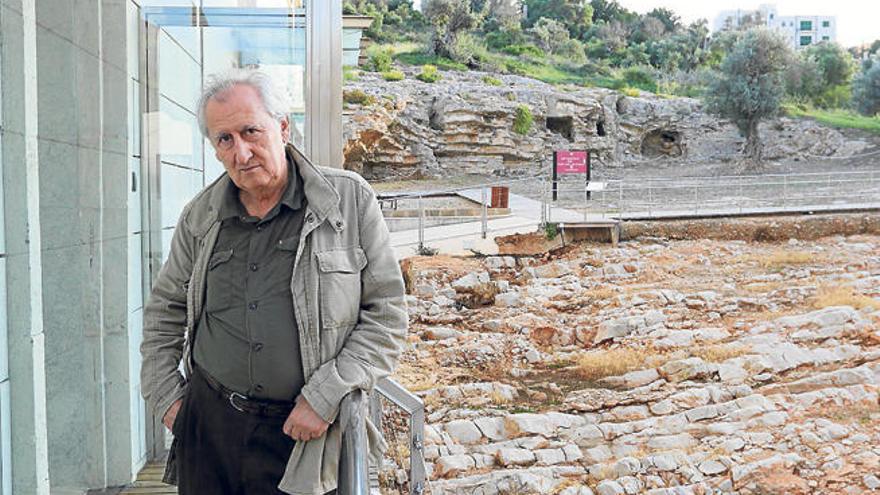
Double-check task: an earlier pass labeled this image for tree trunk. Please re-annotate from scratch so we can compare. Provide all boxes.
[740,118,764,171]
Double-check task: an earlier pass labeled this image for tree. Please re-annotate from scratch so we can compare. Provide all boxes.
[589,0,635,25]
[423,0,482,60]
[524,0,593,38]
[803,42,855,88]
[853,59,880,116]
[645,7,680,33]
[704,28,792,167]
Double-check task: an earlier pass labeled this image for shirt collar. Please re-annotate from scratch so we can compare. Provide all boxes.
[217,153,303,221]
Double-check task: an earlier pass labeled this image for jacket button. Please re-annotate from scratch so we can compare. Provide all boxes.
[248,302,258,311]
[252,342,263,351]
[335,221,343,228]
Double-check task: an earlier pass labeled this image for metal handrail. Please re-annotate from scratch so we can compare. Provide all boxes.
[337,378,426,495]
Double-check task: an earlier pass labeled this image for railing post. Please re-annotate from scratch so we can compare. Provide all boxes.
[618,181,624,220]
[417,193,424,253]
[783,174,788,208]
[338,389,370,495]
[481,187,488,239]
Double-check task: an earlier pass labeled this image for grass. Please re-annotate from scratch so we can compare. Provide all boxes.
[739,250,817,269]
[783,103,880,134]
[620,87,640,97]
[395,52,468,71]
[812,284,880,311]
[691,344,751,363]
[575,346,668,381]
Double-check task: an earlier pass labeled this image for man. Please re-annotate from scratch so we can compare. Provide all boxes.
[140,69,407,495]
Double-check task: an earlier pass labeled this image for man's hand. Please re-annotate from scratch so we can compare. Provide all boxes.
[163,399,183,430]
[283,396,330,442]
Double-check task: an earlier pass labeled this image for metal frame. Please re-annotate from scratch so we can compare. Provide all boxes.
[373,378,427,495]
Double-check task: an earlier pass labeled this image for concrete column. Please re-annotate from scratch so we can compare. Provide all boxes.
[305,0,343,167]
[1,0,134,492]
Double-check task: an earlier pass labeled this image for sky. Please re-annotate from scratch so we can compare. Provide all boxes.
[616,0,880,47]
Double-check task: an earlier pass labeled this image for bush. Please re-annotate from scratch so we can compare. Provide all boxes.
[482,75,503,86]
[416,64,441,83]
[368,46,394,73]
[813,84,851,109]
[485,27,527,50]
[620,87,640,97]
[504,59,529,75]
[343,89,374,105]
[621,66,658,93]
[513,104,532,135]
[382,69,405,81]
[449,32,488,66]
[502,44,544,58]
[343,66,359,82]
[853,62,880,116]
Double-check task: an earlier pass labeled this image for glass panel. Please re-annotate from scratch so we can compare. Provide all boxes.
[800,20,812,31]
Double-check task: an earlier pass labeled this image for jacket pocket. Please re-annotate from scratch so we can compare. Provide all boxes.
[205,248,234,312]
[315,247,366,330]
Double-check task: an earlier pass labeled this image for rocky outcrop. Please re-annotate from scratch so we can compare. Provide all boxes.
[343,68,869,179]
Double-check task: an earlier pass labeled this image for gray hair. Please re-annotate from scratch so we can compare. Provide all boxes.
[196,68,290,138]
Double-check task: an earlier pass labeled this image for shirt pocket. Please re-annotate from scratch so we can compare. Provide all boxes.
[205,248,235,312]
[315,247,367,330]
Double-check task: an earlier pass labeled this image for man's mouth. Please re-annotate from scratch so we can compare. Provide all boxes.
[239,164,260,173]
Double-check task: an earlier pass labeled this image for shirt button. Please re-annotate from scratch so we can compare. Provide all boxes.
[256,225,263,232]
[250,263,258,271]
[252,342,263,351]
[248,302,258,311]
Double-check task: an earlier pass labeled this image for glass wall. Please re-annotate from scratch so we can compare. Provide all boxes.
[131,0,311,466]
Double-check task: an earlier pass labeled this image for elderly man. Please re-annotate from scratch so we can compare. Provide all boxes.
[140,69,407,495]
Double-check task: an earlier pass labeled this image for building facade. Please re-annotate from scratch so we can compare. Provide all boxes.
[713,3,836,49]
[0,0,343,493]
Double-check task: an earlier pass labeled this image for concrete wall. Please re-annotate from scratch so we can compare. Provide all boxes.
[1,0,136,492]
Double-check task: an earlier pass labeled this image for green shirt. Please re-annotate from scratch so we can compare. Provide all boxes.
[193,159,307,401]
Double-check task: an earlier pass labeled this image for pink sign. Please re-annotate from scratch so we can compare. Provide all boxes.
[555,150,588,174]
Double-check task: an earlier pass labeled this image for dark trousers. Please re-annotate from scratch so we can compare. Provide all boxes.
[172,367,296,495]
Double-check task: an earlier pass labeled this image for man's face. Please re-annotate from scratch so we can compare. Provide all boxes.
[204,84,289,195]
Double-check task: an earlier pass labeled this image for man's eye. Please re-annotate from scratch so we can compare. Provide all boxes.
[245,128,261,135]
[217,135,231,144]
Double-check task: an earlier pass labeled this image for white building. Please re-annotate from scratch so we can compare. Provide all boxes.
[713,4,836,49]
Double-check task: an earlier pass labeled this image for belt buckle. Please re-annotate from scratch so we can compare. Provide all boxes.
[229,391,248,412]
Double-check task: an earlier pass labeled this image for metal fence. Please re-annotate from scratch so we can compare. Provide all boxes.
[546,169,880,221]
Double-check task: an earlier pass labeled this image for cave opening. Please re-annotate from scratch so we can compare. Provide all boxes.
[596,119,606,137]
[546,115,574,141]
[640,129,683,158]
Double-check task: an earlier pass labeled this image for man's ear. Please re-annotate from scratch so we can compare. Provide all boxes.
[280,116,290,144]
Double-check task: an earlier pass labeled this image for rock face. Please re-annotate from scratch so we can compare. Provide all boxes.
[386,234,880,495]
[342,68,866,178]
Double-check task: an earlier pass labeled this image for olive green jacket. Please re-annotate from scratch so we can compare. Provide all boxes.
[140,144,407,494]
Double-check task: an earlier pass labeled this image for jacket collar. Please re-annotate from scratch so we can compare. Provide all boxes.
[194,143,342,237]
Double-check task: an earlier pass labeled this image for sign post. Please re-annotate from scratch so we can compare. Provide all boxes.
[552,150,590,201]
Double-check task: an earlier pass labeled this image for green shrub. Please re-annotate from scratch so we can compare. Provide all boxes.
[482,75,503,86]
[544,223,558,240]
[621,66,658,93]
[343,66,359,82]
[504,59,529,75]
[368,47,393,73]
[485,28,527,50]
[416,64,441,83]
[343,89,374,105]
[513,105,533,135]
[506,92,517,101]
[382,69,405,81]
[620,87,640,97]
[502,44,544,58]
[813,84,851,109]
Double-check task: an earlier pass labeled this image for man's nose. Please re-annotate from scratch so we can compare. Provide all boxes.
[232,137,253,165]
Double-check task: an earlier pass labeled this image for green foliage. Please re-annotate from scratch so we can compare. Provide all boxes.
[485,26,528,50]
[853,61,880,116]
[704,28,792,162]
[482,75,503,86]
[543,222,558,240]
[423,0,483,61]
[343,89,375,106]
[813,84,851,109]
[784,103,880,133]
[368,46,394,72]
[524,0,594,38]
[344,0,426,42]
[343,66,360,82]
[382,69,405,81]
[449,32,489,67]
[505,92,517,101]
[395,51,468,71]
[513,104,533,135]
[416,64,442,83]
[621,66,657,93]
[803,42,855,88]
[502,44,545,58]
[619,87,640,97]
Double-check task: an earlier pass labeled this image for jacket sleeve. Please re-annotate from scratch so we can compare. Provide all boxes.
[140,212,194,421]
[300,182,408,423]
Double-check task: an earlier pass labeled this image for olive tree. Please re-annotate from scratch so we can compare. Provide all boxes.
[704,28,791,168]
[853,58,880,116]
[423,0,482,60]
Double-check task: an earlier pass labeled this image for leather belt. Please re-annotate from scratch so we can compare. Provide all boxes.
[196,366,293,418]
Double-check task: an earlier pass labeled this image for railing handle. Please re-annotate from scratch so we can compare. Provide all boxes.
[338,389,370,495]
